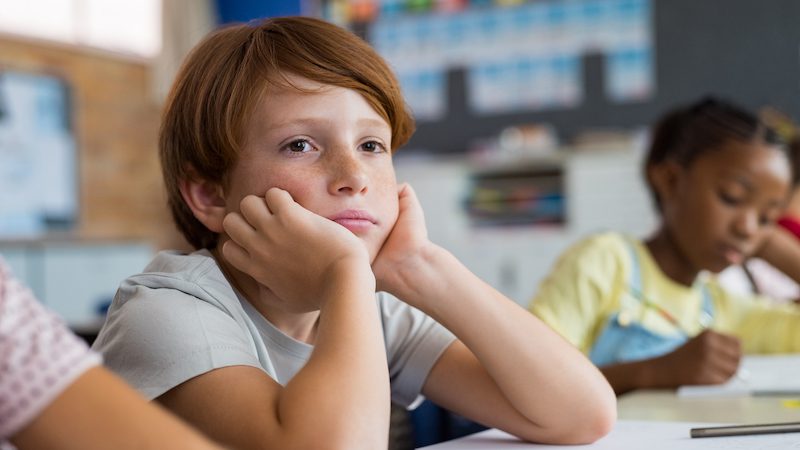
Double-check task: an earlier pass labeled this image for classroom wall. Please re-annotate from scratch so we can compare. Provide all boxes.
[408,0,800,153]
[0,34,184,250]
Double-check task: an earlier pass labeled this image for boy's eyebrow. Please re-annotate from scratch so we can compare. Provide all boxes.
[270,117,390,131]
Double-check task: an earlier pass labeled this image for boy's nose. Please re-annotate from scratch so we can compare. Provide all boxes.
[327,152,369,195]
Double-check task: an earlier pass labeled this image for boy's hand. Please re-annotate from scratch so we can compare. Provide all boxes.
[653,330,741,386]
[222,188,372,308]
[372,184,434,295]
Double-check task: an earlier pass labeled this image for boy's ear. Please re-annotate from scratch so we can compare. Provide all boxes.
[179,176,227,233]
[648,161,684,206]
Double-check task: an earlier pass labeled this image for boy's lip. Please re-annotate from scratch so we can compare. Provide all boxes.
[328,209,377,233]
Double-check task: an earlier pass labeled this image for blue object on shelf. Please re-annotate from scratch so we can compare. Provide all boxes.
[214,0,302,25]
[410,399,486,447]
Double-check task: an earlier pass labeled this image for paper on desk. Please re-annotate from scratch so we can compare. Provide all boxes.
[677,354,800,398]
[420,420,800,449]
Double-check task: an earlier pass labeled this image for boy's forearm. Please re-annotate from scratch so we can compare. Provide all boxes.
[398,246,615,439]
[279,268,390,449]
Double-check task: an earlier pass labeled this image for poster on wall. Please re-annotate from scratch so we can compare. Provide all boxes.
[325,0,655,120]
[0,71,77,238]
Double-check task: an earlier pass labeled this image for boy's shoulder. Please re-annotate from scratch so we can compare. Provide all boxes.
[140,249,217,278]
[115,249,238,311]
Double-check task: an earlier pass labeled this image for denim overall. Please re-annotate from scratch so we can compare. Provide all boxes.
[587,241,714,367]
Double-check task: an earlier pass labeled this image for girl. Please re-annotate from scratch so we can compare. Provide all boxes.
[530,97,800,395]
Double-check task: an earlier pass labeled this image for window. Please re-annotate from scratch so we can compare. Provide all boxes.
[0,0,162,58]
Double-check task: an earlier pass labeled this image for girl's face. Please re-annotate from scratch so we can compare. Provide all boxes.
[221,75,399,262]
[658,140,791,274]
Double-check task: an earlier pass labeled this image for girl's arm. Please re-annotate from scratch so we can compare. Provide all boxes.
[373,185,616,444]
[11,367,221,450]
[752,226,800,287]
[598,329,741,395]
[159,189,390,450]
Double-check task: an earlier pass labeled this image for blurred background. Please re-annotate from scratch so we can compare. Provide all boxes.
[0,0,798,346]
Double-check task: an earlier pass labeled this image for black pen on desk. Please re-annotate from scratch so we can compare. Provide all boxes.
[690,421,800,438]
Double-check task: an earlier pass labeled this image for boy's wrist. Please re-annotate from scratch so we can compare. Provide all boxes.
[325,256,375,292]
[384,243,454,307]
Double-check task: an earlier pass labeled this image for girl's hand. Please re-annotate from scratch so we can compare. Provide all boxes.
[653,330,742,386]
[222,187,372,308]
[372,184,435,296]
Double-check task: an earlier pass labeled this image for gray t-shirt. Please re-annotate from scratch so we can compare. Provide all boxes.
[92,249,455,407]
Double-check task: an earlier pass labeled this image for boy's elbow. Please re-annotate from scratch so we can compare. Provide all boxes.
[571,384,617,444]
[576,400,617,444]
[520,393,617,445]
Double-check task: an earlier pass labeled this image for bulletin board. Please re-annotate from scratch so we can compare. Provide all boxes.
[0,71,77,237]
[325,0,800,154]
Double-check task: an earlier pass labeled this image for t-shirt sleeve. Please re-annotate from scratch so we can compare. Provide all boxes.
[378,293,456,408]
[92,279,263,400]
[0,260,101,439]
[528,233,628,354]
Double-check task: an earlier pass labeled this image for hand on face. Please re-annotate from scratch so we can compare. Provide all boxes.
[222,187,371,309]
[372,183,432,294]
[653,329,741,386]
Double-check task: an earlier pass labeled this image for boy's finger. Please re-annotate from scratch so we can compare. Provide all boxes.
[222,212,256,247]
[264,187,294,215]
[221,239,251,272]
[239,195,271,228]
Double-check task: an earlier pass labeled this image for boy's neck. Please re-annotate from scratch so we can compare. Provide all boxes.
[211,249,321,344]
[258,306,321,344]
[644,229,699,287]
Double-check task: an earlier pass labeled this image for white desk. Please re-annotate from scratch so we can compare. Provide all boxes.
[618,389,800,424]
[419,390,800,448]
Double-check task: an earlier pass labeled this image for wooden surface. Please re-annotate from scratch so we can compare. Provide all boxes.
[0,34,187,250]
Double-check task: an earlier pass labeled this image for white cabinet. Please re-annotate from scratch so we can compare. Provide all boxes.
[0,240,153,330]
[394,147,658,306]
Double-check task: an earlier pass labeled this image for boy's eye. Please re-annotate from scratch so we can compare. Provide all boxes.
[285,139,313,153]
[360,140,387,153]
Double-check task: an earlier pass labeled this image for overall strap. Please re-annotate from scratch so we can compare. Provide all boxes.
[625,237,644,304]
[699,281,715,327]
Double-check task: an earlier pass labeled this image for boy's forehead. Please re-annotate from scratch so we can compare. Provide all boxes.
[251,76,391,133]
[264,72,331,95]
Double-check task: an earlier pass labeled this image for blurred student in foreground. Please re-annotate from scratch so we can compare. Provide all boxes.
[0,258,221,450]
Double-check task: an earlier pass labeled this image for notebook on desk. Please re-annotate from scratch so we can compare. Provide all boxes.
[677,354,800,398]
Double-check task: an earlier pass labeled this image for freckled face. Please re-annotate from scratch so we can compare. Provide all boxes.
[220,76,399,262]
[661,140,791,274]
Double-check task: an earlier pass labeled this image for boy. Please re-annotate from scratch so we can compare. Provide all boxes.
[93,17,615,449]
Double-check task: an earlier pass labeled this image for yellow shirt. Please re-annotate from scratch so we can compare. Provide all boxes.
[529,232,800,356]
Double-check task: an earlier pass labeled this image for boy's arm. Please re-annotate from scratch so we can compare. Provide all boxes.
[157,269,387,450]
[158,189,390,450]
[373,185,616,445]
[11,366,221,450]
